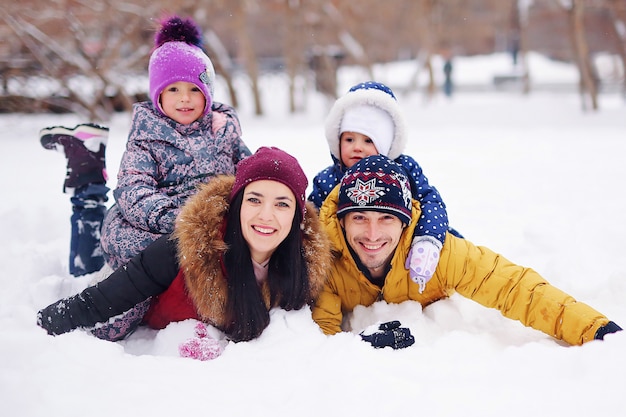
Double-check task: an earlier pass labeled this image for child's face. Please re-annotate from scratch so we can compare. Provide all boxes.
[159,81,206,125]
[339,131,379,168]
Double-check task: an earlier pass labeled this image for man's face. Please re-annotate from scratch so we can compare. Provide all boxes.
[340,211,404,278]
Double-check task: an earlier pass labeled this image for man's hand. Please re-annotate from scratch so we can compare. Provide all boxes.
[360,321,415,349]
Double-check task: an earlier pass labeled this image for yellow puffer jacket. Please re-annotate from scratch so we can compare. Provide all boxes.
[312,186,610,345]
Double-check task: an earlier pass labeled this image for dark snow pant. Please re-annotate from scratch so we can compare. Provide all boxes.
[69,183,109,277]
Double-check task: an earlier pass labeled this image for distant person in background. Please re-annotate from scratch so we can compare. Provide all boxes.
[37,147,332,360]
[312,155,622,348]
[510,32,520,66]
[100,15,250,270]
[443,57,453,97]
[309,81,461,293]
[39,123,110,276]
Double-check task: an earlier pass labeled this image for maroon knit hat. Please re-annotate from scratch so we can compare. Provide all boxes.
[230,147,308,218]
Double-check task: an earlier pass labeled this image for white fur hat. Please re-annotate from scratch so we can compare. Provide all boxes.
[340,105,395,156]
[325,81,407,161]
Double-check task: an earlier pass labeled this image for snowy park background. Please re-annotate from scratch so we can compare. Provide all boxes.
[1,53,625,416]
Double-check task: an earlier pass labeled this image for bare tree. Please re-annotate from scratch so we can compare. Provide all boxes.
[232,0,263,115]
[418,0,438,99]
[1,1,159,121]
[1,0,622,116]
[514,0,532,93]
[550,0,599,110]
[604,0,626,96]
[283,0,306,113]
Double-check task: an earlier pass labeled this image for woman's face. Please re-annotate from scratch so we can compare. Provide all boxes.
[159,81,206,124]
[240,180,296,264]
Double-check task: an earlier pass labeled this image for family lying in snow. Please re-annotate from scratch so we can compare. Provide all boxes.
[36,16,621,360]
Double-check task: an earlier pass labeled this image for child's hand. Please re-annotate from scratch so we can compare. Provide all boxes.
[406,236,442,293]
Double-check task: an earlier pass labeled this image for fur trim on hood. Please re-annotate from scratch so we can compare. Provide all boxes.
[324,87,407,162]
[172,175,331,327]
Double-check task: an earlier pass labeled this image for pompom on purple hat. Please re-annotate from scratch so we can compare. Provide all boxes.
[149,16,216,118]
[230,147,308,219]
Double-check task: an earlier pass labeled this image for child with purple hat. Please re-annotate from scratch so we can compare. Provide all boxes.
[39,16,250,277]
[99,15,251,270]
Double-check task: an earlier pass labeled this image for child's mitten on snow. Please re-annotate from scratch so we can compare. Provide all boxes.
[179,322,227,361]
[360,321,415,350]
[406,236,442,293]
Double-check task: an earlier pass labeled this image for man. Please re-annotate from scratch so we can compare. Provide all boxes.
[312,155,621,347]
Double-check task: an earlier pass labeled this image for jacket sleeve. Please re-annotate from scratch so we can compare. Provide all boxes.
[307,165,341,209]
[37,235,180,336]
[114,108,180,234]
[211,102,251,164]
[396,155,449,246]
[437,235,611,345]
[311,271,344,335]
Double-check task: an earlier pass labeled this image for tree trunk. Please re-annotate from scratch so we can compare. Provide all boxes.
[566,0,598,111]
[284,0,303,113]
[421,0,438,99]
[605,0,626,97]
[203,30,239,109]
[233,0,263,115]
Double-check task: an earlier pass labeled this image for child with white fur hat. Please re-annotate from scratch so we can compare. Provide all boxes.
[308,81,462,292]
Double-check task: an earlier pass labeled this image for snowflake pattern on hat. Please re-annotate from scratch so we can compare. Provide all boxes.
[345,178,386,205]
[337,155,413,225]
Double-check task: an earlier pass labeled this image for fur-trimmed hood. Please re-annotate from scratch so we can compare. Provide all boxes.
[172,175,332,327]
[324,85,407,162]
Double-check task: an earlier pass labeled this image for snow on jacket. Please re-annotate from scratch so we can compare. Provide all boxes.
[311,186,611,346]
[38,176,332,336]
[308,154,450,245]
[101,101,251,269]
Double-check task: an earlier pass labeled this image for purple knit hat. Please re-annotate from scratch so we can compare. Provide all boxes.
[338,155,412,225]
[149,16,215,117]
[230,147,308,218]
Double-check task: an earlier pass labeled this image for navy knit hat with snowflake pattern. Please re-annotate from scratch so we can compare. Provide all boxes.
[337,155,412,225]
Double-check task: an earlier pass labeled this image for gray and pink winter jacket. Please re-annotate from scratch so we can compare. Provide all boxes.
[101,101,250,269]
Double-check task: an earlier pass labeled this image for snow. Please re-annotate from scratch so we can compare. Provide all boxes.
[1,53,625,417]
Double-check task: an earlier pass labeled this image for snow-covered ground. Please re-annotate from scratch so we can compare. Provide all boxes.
[1,53,625,417]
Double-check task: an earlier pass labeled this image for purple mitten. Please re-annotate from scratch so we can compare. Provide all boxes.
[405,236,442,293]
[178,322,227,361]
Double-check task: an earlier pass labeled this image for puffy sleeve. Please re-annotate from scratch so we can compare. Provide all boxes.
[311,273,344,335]
[436,235,610,345]
[308,164,342,209]
[37,235,180,336]
[114,105,181,233]
[396,154,448,246]
[211,102,251,164]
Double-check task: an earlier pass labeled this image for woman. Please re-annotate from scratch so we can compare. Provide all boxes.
[37,147,332,344]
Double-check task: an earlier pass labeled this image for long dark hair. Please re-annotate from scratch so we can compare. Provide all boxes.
[222,190,310,342]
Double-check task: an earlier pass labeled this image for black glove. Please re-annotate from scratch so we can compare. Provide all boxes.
[360,321,415,349]
[594,321,622,340]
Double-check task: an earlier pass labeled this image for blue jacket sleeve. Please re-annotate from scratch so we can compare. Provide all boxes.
[308,164,342,209]
[37,235,180,336]
[395,154,449,246]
